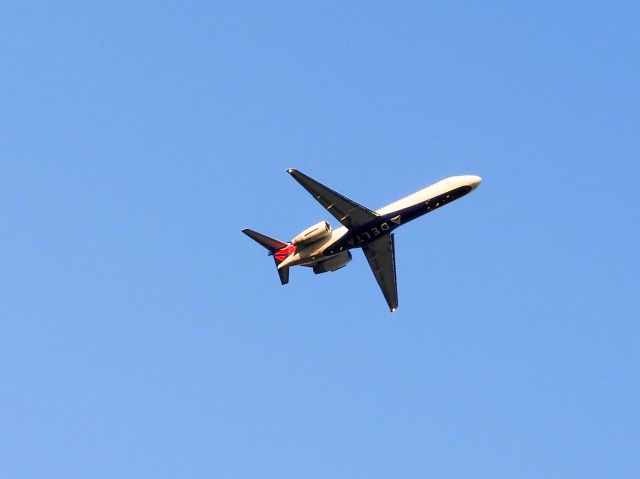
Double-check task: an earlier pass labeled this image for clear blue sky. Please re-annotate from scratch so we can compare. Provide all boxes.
[2,1,639,477]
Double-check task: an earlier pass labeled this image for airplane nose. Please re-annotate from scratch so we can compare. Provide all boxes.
[469,175,482,190]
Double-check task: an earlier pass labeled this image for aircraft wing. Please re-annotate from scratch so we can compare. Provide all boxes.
[287,169,379,229]
[362,234,398,312]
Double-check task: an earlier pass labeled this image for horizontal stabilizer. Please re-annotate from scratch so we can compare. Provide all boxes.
[242,228,287,253]
[242,228,291,285]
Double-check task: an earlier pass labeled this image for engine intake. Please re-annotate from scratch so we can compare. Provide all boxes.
[291,221,331,246]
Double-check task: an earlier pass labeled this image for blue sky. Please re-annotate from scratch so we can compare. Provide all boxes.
[1,1,639,477]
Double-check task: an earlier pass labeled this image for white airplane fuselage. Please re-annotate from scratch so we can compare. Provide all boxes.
[278,174,481,269]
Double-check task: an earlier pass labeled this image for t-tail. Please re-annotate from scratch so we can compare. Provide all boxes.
[242,229,296,285]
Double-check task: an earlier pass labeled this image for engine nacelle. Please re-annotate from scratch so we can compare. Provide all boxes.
[291,221,331,246]
[313,251,352,274]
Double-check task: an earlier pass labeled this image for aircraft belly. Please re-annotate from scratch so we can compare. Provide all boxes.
[323,185,472,255]
[245,168,480,311]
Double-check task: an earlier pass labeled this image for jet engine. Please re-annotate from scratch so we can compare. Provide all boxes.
[313,251,352,274]
[291,221,331,246]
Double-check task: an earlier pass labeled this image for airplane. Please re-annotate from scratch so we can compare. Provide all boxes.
[243,169,481,312]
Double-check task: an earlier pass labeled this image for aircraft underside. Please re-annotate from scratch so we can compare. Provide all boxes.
[243,169,480,311]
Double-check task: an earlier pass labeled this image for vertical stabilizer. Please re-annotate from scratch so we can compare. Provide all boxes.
[242,229,295,285]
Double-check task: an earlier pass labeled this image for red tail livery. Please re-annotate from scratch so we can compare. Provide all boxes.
[273,244,297,264]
